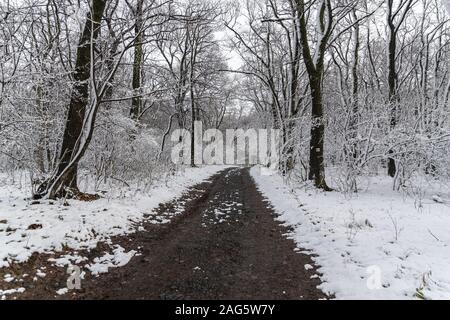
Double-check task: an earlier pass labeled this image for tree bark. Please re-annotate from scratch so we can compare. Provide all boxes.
[387,9,398,177]
[307,76,330,190]
[130,0,144,120]
[349,8,360,160]
[190,86,196,167]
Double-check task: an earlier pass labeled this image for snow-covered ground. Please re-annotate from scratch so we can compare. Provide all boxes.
[0,166,227,270]
[251,166,450,300]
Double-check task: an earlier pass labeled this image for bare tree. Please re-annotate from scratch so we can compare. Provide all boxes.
[128,0,144,120]
[386,0,415,177]
[295,0,335,190]
[35,0,108,199]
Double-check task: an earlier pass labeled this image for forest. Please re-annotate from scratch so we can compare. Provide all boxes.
[0,0,450,301]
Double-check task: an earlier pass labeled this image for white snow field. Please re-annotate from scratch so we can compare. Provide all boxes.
[0,166,228,269]
[251,166,450,300]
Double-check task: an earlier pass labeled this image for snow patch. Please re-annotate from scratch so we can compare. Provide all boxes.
[56,288,69,295]
[251,166,450,300]
[86,245,136,276]
[0,287,25,300]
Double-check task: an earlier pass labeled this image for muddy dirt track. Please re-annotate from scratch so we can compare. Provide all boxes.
[9,167,326,300]
[63,167,326,300]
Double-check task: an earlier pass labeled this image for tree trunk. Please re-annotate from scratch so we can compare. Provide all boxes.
[130,0,144,120]
[296,0,332,191]
[308,76,331,191]
[190,91,196,167]
[35,0,107,199]
[35,85,46,174]
[349,9,360,160]
[387,23,397,178]
[190,38,196,168]
[385,0,415,178]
